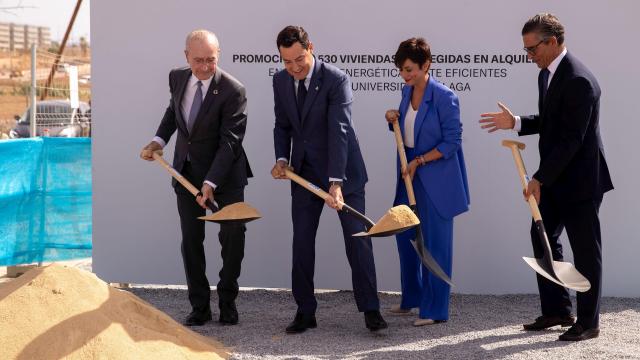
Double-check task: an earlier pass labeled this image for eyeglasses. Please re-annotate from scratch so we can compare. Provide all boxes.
[193,57,218,66]
[523,39,546,55]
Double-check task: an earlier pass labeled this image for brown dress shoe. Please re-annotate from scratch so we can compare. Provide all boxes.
[558,323,600,341]
[523,315,575,331]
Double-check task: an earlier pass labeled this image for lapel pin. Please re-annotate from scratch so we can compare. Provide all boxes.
[315,86,319,91]
[213,89,219,95]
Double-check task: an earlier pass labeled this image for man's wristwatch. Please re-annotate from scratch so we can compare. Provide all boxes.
[329,180,343,188]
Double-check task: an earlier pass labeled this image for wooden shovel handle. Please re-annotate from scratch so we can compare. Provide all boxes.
[284,168,375,228]
[501,140,542,221]
[391,121,417,206]
[152,151,217,212]
[284,168,332,202]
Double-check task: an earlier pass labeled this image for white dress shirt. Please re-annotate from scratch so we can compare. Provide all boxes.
[513,47,567,131]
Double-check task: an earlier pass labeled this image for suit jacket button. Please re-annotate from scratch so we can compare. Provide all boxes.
[188,141,191,145]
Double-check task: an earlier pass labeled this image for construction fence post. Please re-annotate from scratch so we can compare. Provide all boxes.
[30,44,37,138]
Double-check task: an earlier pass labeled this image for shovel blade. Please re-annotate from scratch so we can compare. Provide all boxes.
[199,216,261,224]
[198,202,262,224]
[523,256,591,292]
[410,239,454,287]
[352,223,418,238]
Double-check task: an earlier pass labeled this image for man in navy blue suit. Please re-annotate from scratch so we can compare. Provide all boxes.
[270,25,387,334]
[480,13,613,341]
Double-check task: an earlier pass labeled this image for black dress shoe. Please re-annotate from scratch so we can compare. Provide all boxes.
[523,315,575,331]
[219,301,239,325]
[286,313,317,334]
[184,308,212,326]
[558,323,600,341]
[364,310,388,332]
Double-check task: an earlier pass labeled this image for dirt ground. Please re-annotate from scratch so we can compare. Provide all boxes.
[0,94,27,136]
[0,93,28,127]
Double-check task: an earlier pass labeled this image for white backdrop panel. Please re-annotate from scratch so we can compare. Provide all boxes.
[92,0,640,296]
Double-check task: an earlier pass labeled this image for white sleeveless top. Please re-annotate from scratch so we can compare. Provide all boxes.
[404,104,418,148]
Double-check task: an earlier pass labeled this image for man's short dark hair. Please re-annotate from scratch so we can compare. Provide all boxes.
[394,37,432,68]
[276,26,310,49]
[522,13,565,45]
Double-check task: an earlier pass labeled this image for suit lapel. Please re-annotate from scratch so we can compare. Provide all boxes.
[283,75,302,132]
[542,52,570,116]
[537,70,545,113]
[300,58,323,123]
[398,87,411,137]
[190,69,222,137]
[412,77,434,145]
[174,69,191,135]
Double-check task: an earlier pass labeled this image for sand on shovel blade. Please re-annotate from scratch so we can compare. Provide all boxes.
[367,204,420,236]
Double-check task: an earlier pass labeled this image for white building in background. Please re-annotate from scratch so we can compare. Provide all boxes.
[38,27,51,49]
[0,22,51,52]
[0,23,10,51]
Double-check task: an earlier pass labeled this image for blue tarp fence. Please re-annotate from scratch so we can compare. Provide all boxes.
[0,137,92,266]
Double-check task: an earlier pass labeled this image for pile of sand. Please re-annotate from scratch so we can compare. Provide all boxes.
[368,204,419,235]
[200,201,261,223]
[0,264,228,360]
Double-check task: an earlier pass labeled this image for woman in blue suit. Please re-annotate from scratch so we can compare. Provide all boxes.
[385,38,470,326]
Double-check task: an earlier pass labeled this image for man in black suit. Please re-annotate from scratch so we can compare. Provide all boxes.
[270,26,387,333]
[480,13,613,341]
[141,29,252,326]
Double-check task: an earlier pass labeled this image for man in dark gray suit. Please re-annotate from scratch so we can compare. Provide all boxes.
[480,14,613,341]
[141,29,252,326]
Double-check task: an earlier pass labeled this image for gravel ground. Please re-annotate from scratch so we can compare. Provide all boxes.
[129,287,640,360]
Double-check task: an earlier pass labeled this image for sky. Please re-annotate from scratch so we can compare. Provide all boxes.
[0,0,90,43]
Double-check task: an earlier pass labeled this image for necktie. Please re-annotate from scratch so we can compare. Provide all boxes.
[297,79,307,117]
[187,80,203,133]
[540,68,550,103]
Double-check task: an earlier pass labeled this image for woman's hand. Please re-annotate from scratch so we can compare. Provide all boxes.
[385,109,400,124]
[402,158,420,181]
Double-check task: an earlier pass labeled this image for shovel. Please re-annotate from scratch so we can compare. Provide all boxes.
[284,168,419,237]
[502,140,590,292]
[152,151,261,224]
[391,121,454,286]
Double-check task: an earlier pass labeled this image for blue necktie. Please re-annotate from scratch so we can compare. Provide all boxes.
[187,80,203,133]
[297,79,307,117]
[540,68,550,103]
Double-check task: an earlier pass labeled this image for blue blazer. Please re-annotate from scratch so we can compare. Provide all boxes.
[394,76,470,219]
[273,58,367,195]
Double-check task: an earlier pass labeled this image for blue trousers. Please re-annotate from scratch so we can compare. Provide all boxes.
[395,148,453,320]
[291,162,380,315]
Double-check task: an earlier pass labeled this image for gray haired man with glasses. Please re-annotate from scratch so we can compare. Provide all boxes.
[141,29,252,327]
[479,13,613,342]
